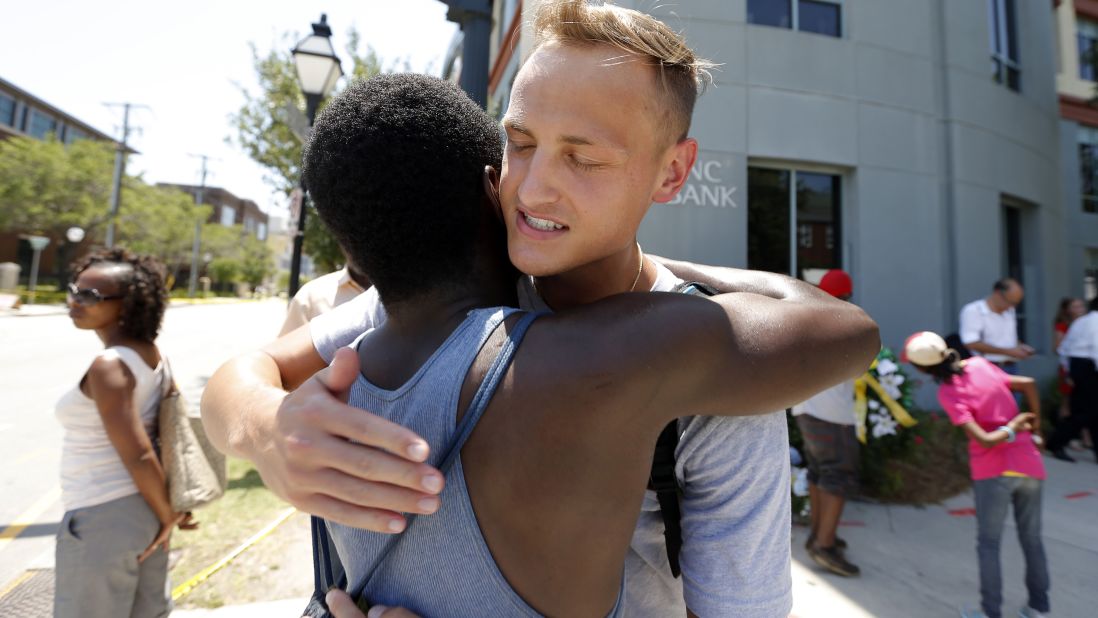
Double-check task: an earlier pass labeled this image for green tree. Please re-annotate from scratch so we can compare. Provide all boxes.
[0,136,114,240]
[115,183,210,279]
[228,28,392,273]
[0,136,215,285]
[200,222,274,289]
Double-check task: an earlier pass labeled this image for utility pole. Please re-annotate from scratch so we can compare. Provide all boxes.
[103,103,143,248]
[187,154,211,297]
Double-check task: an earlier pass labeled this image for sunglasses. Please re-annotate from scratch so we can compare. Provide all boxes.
[67,282,125,307]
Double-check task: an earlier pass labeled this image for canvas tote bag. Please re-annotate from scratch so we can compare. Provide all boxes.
[158,358,227,512]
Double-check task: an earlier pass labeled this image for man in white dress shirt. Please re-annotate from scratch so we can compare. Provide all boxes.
[1047,295,1098,462]
[958,278,1034,373]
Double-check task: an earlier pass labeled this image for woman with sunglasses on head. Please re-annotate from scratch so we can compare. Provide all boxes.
[55,248,194,618]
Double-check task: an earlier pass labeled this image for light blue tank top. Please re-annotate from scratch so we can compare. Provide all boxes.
[328,307,625,617]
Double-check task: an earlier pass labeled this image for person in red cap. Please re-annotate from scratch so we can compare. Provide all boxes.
[818,269,853,300]
[792,269,861,577]
[903,331,1048,618]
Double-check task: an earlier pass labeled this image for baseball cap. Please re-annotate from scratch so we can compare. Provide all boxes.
[902,331,949,366]
[818,269,853,299]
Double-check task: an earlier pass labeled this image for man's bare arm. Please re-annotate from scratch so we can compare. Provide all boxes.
[538,278,880,425]
[653,256,807,300]
[200,327,445,532]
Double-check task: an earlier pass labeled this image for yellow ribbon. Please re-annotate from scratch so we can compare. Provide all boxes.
[854,379,869,444]
[854,369,918,444]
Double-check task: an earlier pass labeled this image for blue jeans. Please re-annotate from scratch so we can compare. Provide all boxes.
[972,476,1050,617]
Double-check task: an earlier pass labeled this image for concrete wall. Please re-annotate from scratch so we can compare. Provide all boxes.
[593,1,1063,367]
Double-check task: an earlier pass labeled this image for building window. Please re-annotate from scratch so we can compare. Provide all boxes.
[26,109,57,139]
[0,94,15,127]
[1079,19,1098,81]
[499,0,519,35]
[257,222,268,241]
[1003,204,1026,341]
[65,127,87,143]
[1079,126,1098,214]
[797,224,813,248]
[988,0,1020,91]
[220,205,236,227]
[747,0,841,38]
[747,166,842,278]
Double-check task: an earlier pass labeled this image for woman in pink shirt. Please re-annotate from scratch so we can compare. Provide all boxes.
[903,331,1049,618]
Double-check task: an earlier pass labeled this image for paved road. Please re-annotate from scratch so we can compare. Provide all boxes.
[0,300,286,590]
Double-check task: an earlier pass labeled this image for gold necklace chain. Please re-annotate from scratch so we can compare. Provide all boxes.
[533,242,645,300]
[628,242,645,292]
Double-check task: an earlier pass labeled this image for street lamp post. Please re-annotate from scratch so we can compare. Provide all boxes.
[288,14,343,299]
[439,0,493,109]
[22,235,50,304]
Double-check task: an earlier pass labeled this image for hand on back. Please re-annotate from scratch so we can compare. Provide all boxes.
[1008,412,1037,433]
[257,348,445,532]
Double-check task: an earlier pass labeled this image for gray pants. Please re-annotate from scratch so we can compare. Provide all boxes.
[54,493,171,618]
[972,476,1050,618]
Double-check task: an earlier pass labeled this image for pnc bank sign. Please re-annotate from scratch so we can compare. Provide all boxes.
[667,157,738,209]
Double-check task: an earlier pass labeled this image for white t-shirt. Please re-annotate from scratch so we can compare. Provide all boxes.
[791,380,856,425]
[1059,310,1098,366]
[280,268,368,336]
[959,298,1018,363]
[310,265,793,617]
[55,347,164,512]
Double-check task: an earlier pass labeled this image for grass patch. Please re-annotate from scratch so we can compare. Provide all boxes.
[169,458,292,607]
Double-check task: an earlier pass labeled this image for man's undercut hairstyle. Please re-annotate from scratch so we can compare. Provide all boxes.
[72,248,168,343]
[531,0,715,144]
[302,74,503,306]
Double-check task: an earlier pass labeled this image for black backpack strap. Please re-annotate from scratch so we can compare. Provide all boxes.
[647,280,716,578]
[649,420,683,577]
[669,281,720,297]
[303,514,347,618]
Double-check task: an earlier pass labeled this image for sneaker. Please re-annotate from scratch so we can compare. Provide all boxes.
[805,534,847,551]
[807,544,860,577]
[1018,606,1047,618]
[959,609,988,618]
[1050,448,1076,463]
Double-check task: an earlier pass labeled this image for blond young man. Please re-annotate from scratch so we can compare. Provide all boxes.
[204,2,796,616]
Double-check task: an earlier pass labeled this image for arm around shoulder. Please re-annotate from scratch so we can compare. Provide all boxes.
[544,288,879,426]
[664,288,880,417]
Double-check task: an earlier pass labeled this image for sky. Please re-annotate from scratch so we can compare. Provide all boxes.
[0,0,458,221]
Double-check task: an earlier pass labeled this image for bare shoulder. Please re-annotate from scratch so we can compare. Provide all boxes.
[85,353,136,395]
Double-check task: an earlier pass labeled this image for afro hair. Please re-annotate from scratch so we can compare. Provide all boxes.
[302,73,503,306]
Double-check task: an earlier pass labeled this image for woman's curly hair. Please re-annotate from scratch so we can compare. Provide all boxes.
[71,248,169,342]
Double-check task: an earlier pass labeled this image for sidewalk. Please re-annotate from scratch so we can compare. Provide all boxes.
[4,452,1095,616]
[0,297,269,318]
[166,453,1097,617]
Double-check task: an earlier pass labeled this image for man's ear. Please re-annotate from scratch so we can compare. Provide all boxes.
[651,138,698,204]
[483,165,504,223]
